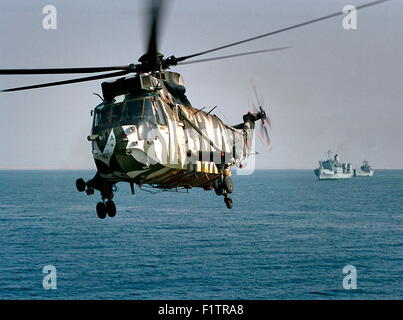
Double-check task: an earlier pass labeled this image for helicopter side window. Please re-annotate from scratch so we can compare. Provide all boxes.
[111,102,124,123]
[93,104,111,129]
[143,99,157,125]
[139,99,157,140]
[154,100,167,126]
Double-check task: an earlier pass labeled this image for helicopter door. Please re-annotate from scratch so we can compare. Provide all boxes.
[151,98,170,165]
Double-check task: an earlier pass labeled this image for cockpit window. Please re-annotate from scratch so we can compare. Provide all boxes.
[126,98,157,140]
[125,98,157,125]
[126,99,143,119]
[92,96,159,140]
[111,102,124,123]
[94,104,111,128]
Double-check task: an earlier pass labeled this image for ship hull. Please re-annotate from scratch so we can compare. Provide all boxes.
[314,169,353,180]
[354,169,374,177]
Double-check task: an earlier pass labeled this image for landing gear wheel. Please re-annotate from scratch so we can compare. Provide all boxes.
[223,176,234,194]
[105,200,116,218]
[96,202,107,219]
[224,196,233,209]
[213,178,223,196]
[76,178,86,192]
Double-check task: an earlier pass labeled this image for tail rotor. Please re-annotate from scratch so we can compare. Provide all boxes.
[250,85,272,151]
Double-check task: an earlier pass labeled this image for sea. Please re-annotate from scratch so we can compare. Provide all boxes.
[0,170,401,300]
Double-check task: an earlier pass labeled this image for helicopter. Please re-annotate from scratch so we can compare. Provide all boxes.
[0,0,390,218]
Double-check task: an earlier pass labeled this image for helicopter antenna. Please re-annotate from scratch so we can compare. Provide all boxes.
[206,106,218,115]
[193,107,205,115]
[92,93,104,101]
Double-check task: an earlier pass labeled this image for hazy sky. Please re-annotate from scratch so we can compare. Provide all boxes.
[0,0,402,169]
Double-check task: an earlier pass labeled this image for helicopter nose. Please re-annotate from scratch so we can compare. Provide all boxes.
[120,125,140,152]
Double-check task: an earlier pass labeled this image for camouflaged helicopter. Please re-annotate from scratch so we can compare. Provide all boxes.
[81,69,267,214]
[0,0,389,218]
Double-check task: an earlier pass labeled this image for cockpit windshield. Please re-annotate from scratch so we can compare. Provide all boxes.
[92,96,160,140]
[126,99,156,123]
[111,102,124,123]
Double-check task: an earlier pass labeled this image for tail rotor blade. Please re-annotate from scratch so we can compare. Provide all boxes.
[249,84,272,150]
[267,115,272,129]
[252,81,262,107]
[259,124,272,151]
[250,102,259,113]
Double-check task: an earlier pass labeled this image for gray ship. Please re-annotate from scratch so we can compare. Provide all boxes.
[354,160,374,177]
[314,150,353,180]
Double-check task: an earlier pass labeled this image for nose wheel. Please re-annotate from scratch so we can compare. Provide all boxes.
[76,178,86,192]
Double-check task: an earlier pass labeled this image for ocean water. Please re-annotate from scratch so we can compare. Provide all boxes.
[0,169,401,300]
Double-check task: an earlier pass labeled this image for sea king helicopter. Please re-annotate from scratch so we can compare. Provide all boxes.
[0,0,389,218]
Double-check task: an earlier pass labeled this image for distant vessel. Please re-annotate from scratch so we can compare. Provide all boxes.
[314,150,353,180]
[354,160,374,177]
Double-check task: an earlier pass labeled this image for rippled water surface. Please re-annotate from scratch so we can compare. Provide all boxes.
[0,170,402,299]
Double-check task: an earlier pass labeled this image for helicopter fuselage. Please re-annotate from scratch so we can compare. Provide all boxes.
[88,72,254,190]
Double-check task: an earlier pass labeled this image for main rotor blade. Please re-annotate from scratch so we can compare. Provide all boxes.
[178,0,391,61]
[0,66,132,75]
[146,0,164,63]
[1,70,130,92]
[178,47,290,65]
